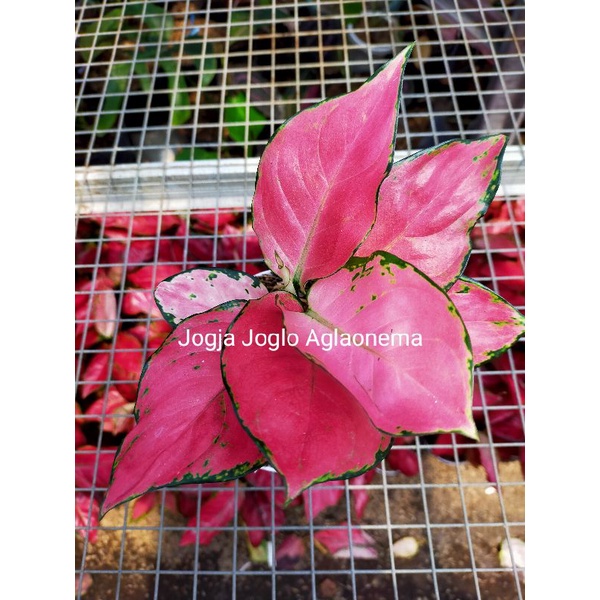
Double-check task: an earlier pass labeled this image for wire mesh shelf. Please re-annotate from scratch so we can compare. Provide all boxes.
[75,1,525,598]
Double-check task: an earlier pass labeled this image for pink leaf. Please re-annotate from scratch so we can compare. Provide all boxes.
[102,304,264,515]
[131,492,159,520]
[111,332,145,401]
[448,277,524,365]
[75,446,117,490]
[386,438,419,477]
[222,292,391,500]
[127,264,183,290]
[121,289,162,318]
[357,135,507,289]
[315,524,377,559]
[303,482,345,521]
[284,253,476,437]
[180,485,243,546]
[276,534,306,566]
[154,267,268,326]
[75,492,100,543]
[240,490,285,547]
[85,387,135,435]
[79,350,110,399]
[252,47,412,291]
[349,470,376,520]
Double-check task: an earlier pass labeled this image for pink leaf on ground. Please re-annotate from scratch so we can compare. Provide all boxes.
[349,470,376,520]
[155,268,268,326]
[102,303,264,515]
[180,485,243,546]
[79,350,110,399]
[284,252,476,437]
[357,136,507,289]
[315,524,377,559]
[112,332,145,401]
[386,437,419,477]
[75,493,100,543]
[85,387,135,435]
[276,534,306,567]
[121,289,162,318]
[303,481,345,521]
[448,277,524,366]
[253,47,412,291]
[222,292,391,500]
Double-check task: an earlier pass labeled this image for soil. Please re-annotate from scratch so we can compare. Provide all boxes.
[76,454,524,599]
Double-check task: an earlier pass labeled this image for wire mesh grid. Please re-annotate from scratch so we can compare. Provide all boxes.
[75,1,525,598]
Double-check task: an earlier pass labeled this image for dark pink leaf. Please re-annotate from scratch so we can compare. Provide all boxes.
[131,492,159,520]
[218,224,265,274]
[121,289,162,318]
[180,485,243,546]
[240,490,285,547]
[75,492,100,543]
[80,350,110,399]
[85,387,135,435]
[128,320,172,350]
[102,304,264,515]
[191,210,239,233]
[112,332,145,401]
[276,534,306,566]
[154,267,268,326]
[76,446,117,490]
[315,524,377,559]
[222,292,391,500]
[284,253,476,437]
[252,47,412,291]
[303,482,345,521]
[386,438,419,477]
[87,213,181,236]
[349,470,376,520]
[448,277,524,365]
[127,264,183,290]
[244,469,287,508]
[101,238,156,266]
[357,135,507,289]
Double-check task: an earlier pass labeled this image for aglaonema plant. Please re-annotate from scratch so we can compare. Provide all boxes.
[101,44,524,516]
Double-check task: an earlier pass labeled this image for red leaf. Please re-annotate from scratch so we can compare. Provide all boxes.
[448,278,524,366]
[303,482,345,521]
[284,253,476,437]
[79,350,110,399]
[222,292,391,500]
[358,136,507,289]
[76,446,117,490]
[180,486,243,546]
[111,332,145,401]
[253,47,412,291]
[315,524,377,559]
[75,492,100,543]
[85,387,135,435]
[349,470,376,520]
[102,304,264,515]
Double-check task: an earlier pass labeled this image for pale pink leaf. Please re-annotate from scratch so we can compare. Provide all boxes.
[357,135,507,288]
[284,252,476,437]
[102,303,264,515]
[154,267,268,326]
[315,524,377,559]
[222,292,391,500]
[448,277,524,365]
[252,46,412,291]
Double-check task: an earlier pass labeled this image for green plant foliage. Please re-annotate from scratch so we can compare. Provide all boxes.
[224,92,267,143]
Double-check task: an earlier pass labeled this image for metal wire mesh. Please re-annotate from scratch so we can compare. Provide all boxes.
[75,1,525,598]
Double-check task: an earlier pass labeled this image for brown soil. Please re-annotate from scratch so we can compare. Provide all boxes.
[76,454,524,599]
